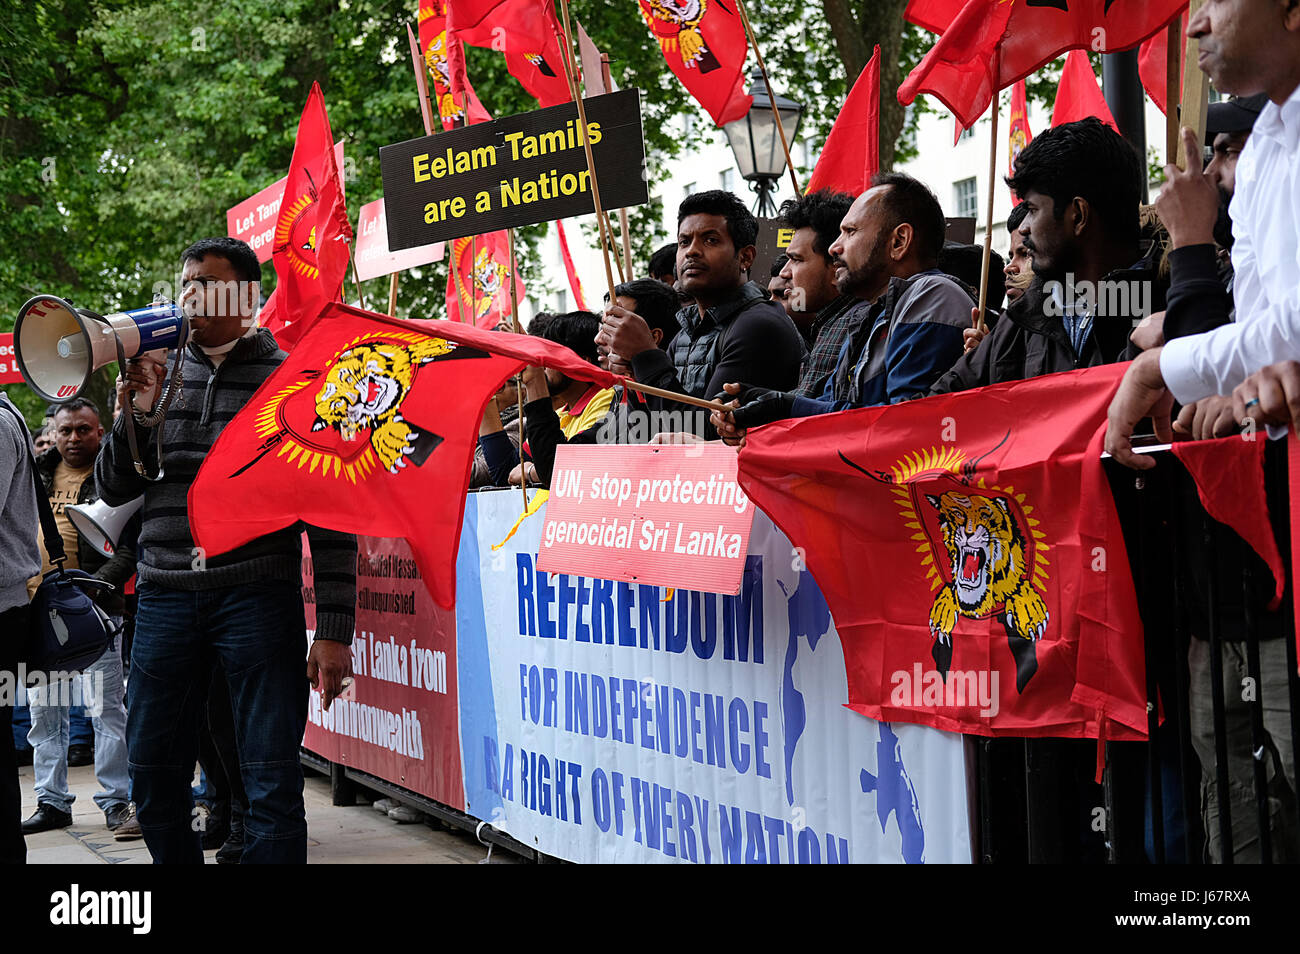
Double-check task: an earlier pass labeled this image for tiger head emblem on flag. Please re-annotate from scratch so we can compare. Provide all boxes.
[473,248,506,314]
[234,332,486,483]
[841,438,1050,693]
[310,338,452,472]
[642,0,709,67]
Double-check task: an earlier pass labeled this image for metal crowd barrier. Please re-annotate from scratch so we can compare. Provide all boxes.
[974,439,1300,863]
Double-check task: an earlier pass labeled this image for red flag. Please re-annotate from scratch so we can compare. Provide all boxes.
[418,0,491,129]
[902,0,1186,133]
[805,47,880,197]
[898,0,1015,133]
[638,0,752,127]
[188,303,617,608]
[1052,50,1118,131]
[1138,14,1185,115]
[738,363,1149,740]
[445,231,525,328]
[259,83,352,350]
[447,0,558,55]
[1007,79,1032,205]
[1170,437,1285,611]
[506,28,574,108]
[555,220,588,311]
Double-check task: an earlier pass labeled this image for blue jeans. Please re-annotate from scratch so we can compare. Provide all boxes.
[27,637,131,815]
[128,580,309,864]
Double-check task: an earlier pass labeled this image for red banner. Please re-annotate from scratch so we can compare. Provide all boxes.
[1007,78,1032,204]
[301,535,465,809]
[638,0,752,126]
[0,333,21,385]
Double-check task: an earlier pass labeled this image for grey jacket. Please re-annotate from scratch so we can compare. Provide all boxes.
[0,394,41,614]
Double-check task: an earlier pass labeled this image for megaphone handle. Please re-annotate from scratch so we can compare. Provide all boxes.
[112,331,170,482]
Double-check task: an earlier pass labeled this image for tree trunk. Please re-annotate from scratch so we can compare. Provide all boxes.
[820,0,910,171]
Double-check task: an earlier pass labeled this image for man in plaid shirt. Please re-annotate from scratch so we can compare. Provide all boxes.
[775,190,861,399]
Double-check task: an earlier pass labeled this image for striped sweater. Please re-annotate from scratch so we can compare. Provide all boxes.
[95,329,356,643]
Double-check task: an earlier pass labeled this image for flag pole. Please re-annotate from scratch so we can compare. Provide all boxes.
[600,51,636,279]
[1164,19,1180,164]
[734,0,801,196]
[507,227,529,509]
[620,379,729,413]
[1176,0,1209,171]
[975,79,1001,334]
[347,241,367,311]
[556,0,618,303]
[388,272,399,316]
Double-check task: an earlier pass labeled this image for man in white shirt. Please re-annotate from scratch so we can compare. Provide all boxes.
[1106,0,1300,466]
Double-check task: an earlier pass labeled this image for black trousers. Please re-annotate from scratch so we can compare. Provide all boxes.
[0,604,28,864]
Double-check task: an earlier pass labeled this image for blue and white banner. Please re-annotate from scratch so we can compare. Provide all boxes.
[455,490,972,863]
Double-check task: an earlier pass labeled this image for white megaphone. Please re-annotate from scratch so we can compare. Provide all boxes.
[14,294,189,404]
[66,496,144,557]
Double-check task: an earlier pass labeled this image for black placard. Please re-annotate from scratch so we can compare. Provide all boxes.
[380,89,648,249]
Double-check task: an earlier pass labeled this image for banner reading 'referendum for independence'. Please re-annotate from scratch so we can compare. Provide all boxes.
[455,490,972,864]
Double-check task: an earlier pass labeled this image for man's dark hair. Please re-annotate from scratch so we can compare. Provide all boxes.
[677,190,759,250]
[770,254,789,278]
[938,243,1006,313]
[536,311,600,365]
[648,242,677,280]
[1005,117,1142,246]
[614,278,680,344]
[181,237,262,285]
[53,397,100,421]
[527,313,554,337]
[1007,202,1029,235]
[868,172,947,266]
[778,189,855,262]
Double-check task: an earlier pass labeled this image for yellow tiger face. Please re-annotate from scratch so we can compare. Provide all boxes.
[925,490,1027,618]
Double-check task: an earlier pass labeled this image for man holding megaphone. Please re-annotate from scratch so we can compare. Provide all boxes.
[93,237,357,865]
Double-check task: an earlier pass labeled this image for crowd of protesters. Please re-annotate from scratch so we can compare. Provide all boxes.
[0,0,1296,865]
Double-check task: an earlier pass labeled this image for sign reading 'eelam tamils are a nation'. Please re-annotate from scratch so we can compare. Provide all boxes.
[379,89,647,248]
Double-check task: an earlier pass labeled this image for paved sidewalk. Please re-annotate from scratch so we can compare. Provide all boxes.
[16,759,517,864]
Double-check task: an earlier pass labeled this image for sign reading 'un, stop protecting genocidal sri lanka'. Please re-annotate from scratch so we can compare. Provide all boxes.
[380,89,648,249]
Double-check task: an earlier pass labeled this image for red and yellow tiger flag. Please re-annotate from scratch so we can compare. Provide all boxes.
[738,363,1149,741]
[445,231,526,328]
[638,0,751,126]
[417,0,491,129]
[259,82,352,349]
[1007,79,1032,205]
[189,304,618,608]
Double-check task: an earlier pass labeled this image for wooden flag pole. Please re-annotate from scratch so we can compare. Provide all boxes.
[600,51,636,279]
[1176,0,1210,171]
[975,85,1001,334]
[620,379,729,413]
[347,241,367,311]
[557,0,618,302]
[388,272,399,316]
[507,227,529,508]
[734,0,801,196]
[1165,19,1181,164]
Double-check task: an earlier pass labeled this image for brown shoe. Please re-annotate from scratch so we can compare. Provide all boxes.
[112,804,143,841]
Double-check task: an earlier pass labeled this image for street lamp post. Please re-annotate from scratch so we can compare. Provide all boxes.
[722,68,804,216]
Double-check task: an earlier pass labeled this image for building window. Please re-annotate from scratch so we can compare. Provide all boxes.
[683,181,697,201]
[958,124,975,142]
[720,168,735,192]
[954,177,978,219]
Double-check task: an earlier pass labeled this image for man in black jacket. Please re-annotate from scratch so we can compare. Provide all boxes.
[929,118,1165,395]
[596,190,805,436]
